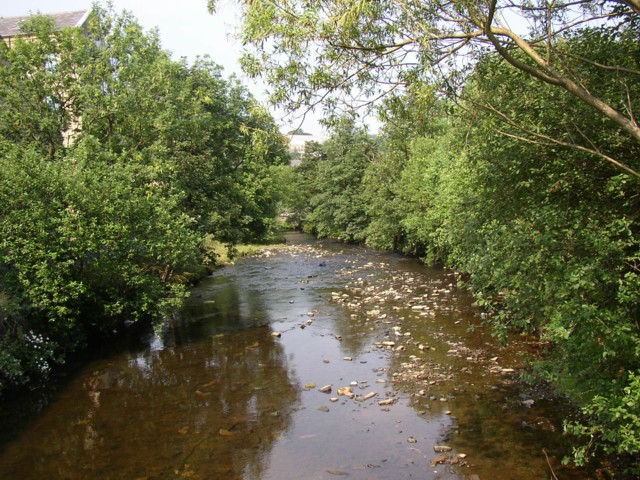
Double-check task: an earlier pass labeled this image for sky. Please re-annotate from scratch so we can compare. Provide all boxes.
[1,0,332,136]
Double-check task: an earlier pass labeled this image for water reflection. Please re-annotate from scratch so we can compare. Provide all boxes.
[0,307,299,479]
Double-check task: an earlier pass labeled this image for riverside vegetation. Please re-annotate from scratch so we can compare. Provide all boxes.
[0,6,289,393]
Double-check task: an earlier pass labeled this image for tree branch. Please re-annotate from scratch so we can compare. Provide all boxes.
[478,101,640,179]
[486,26,640,144]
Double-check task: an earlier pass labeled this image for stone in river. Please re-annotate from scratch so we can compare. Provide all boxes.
[355,392,377,402]
[319,385,332,393]
[337,387,355,398]
[318,405,330,412]
[430,455,449,466]
[305,382,317,389]
[433,445,452,453]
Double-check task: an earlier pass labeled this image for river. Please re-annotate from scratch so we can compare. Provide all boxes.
[0,233,585,479]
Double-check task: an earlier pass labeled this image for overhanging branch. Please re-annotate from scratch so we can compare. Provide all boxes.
[478,101,640,179]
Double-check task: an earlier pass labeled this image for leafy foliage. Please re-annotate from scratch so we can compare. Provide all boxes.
[297,118,376,242]
[213,0,640,177]
[0,5,287,391]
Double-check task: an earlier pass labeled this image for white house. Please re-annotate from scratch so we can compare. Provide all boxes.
[285,130,326,166]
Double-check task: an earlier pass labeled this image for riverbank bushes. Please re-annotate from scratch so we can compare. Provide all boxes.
[0,6,288,392]
[287,26,640,475]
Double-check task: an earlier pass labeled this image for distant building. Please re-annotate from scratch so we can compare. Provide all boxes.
[285,129,325,166]
[0,10,90,147]
[0,10,90,47]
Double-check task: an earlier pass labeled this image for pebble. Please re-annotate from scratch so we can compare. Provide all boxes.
[326,470,349,476]
[357,392,377,402]
[433,445,452,453]
[319,385,332,393]
[430,455,449,466]
[337,387,355,399]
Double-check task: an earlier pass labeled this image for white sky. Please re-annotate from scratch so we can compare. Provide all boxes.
[1,0,332,136]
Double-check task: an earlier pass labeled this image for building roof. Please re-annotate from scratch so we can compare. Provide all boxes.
[0,10,89,38]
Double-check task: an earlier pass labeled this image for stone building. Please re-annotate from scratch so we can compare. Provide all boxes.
[0,10,90,47]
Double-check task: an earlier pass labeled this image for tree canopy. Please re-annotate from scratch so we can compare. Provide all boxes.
[0,5,288,391]
[209,0,640,177]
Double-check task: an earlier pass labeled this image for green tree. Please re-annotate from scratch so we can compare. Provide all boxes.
[0,4,287,391]
[303,118,375,242]
[455,46,640,469]
[278,140,325,228]
[362,92,450,253]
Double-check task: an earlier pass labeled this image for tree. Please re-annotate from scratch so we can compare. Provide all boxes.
[209,0,640,177]
[302,118,375,242]
[0,4,288,392]
[455,47,640,470]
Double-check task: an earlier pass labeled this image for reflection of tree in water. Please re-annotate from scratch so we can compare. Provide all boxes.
[179,276,274,340]
[0,322,298,480]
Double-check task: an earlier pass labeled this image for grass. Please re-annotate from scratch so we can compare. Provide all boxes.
[201,234,287,267]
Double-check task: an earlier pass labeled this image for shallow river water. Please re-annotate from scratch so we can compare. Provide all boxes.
[0,233,587,479]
